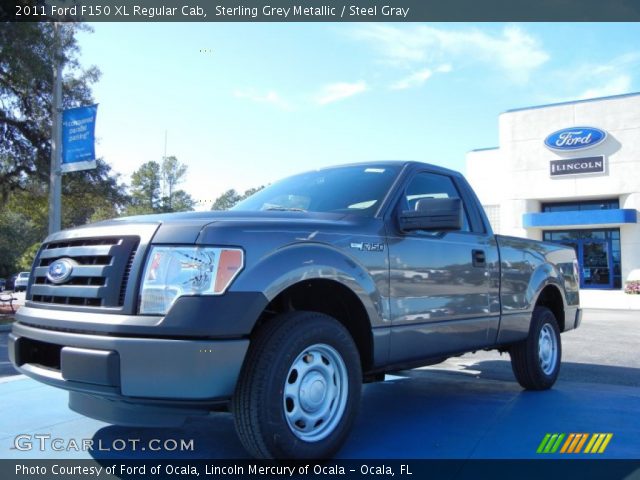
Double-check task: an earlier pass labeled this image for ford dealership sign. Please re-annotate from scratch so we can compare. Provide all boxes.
[544,126,606,151]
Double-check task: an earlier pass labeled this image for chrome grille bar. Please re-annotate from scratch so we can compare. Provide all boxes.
[29,236,140,308]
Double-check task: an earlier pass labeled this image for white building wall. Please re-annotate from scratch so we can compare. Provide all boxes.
[498,94,640,205]
[465,148,505,232]
[466,92,640,287]
[621,193,640,283]
[465,148,503,206]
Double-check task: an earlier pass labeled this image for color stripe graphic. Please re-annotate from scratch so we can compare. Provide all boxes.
[537,433,612,454]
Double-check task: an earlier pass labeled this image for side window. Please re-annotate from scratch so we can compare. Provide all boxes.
[402,172,471,232]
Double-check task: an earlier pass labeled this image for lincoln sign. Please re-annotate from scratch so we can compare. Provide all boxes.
[550,156,605,177]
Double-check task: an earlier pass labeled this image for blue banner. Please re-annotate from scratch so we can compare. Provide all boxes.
[61,104,98,172]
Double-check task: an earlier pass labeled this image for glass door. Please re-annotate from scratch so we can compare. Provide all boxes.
[580,240,613,289]
[543,229,621,290]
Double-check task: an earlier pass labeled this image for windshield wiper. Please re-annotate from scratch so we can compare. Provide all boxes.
[264,206,307,212]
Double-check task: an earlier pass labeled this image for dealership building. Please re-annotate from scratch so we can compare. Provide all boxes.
[466,92,640,294]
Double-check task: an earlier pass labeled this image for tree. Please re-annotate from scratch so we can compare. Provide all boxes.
[0,183,48,277]
[63,159,129,227]
[0,23,136,276]
[128,157,194,215]
[0,209,40,277]
[17,242,41,271]
[242,186,264,198]
[161,156,187,211]
[211,189,242,211]
[129,161,161,214]
[211,186,264,210]
[0,23,100,202]
[168,190,195,212]
[0,23,133,275]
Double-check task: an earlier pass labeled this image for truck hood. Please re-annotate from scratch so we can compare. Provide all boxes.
[83,210,355,244]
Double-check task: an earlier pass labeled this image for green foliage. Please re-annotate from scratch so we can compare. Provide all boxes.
[161,156,187,209]
[63,159,129,228]
[211,186,264,211]
[160,156,194,212]
[128,157,194,215]
[211,189,242,211]
[242,186,264,199]
[0,23,100,201]
[0,23,208,277]
[89,205,120,224]
[129,160,161,214]
[0,23,131,275]
[166,190,195,213]
[0,208,41,277]
[17,242,41,271]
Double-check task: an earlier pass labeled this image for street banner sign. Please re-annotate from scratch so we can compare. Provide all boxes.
[61,104,98,172]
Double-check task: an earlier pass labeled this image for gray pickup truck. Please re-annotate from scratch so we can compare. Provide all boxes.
[10,161,581,459]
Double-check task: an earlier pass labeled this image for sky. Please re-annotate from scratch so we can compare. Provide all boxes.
[75,22,640,210]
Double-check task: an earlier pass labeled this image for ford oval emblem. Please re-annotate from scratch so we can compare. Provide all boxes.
[46,258,76,284]
[544,126,606,151]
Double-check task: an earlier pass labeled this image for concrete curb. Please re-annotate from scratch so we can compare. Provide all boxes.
[580,290,640,311]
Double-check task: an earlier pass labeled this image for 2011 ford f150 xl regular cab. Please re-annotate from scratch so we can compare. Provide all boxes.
[9,161,581,459]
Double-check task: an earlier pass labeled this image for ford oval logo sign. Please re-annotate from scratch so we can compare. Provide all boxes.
[544,126,606,151]
[46,258,76,284]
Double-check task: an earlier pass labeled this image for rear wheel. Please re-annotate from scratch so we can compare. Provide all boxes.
[232,311,362,459]
[509,306,562,390]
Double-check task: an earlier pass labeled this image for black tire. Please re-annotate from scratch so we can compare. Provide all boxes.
[509,306,562,390]
[232,311,362,459]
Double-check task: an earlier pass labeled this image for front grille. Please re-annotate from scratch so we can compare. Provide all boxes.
[118,246,137,306]
[29,236,139,308]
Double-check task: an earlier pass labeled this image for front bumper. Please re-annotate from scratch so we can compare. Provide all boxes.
[9,322,249,426]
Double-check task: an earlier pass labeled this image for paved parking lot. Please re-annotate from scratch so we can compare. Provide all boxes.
[1,309,638,460]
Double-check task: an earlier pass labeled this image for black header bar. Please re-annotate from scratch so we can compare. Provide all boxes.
[3,0,640,22]
[3,459,640,480]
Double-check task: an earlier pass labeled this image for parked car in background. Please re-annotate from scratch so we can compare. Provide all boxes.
[13,272,30,292]
[0,278,6,291]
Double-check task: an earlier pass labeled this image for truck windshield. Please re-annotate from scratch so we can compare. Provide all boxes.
[232,165,401,216]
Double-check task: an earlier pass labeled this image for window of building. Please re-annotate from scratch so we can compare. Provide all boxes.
[483,205,501,233]
[542,199,619,213]
[543,228,622,289]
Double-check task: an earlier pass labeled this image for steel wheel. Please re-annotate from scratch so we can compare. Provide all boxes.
[283,344,349,442]
[232,311,361,459]
[510,306,562,390]
[538,323,558,375]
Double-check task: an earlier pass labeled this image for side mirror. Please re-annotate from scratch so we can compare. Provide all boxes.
[399,197,463,231]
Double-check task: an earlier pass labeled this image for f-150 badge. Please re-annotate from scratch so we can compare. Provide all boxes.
[350,242,384,252]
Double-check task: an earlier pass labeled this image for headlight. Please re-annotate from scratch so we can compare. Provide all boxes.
[139,246,244,315]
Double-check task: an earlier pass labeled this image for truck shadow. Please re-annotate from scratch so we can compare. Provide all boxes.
[88,360,640,462]
[410,359,640,387]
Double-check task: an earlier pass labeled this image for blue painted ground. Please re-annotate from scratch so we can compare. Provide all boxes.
[1,365,638,460]
[2,310,639,461]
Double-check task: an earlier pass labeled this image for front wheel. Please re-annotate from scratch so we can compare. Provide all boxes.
[232,311,362,459]
[509,306,562,390]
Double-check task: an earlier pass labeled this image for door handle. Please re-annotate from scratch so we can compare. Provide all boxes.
[472,249,486,268]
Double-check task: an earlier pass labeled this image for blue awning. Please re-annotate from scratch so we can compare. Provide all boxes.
[523,209,637,228]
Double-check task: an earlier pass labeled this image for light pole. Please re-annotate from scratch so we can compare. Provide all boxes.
[48,21,63,234]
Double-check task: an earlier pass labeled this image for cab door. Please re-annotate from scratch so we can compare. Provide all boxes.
[386,170,500,364]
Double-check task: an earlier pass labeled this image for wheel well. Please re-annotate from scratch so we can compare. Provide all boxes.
[253,279,373,372]
[535,285,565,331]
